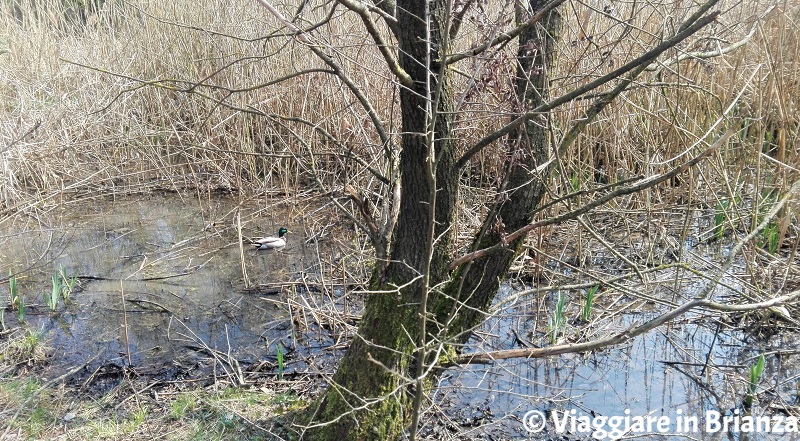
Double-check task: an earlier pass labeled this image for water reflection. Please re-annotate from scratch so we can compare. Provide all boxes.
[431,284,799,440]
[0,195,328,383]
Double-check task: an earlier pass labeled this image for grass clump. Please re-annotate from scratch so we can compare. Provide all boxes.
[170,394,198,419]
[0,328,48,368]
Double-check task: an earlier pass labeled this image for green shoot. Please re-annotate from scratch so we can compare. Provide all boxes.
[714,199,729,240]
[582,285,599,322]
[548,292,567,344]
[745,354,766,408]
[277,343,284,381]
[762,223,780,254]
[46,273,61,312]
[570,173,580,192]
[0,307,5,331]
[58,267,77,301]
[9,272,19,310]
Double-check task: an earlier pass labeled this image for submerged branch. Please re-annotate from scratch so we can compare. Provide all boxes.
[446,289,800,366]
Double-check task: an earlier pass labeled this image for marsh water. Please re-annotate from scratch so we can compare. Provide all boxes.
[0,194,344,390]
[430,299,793,440]
[1,194,799,440]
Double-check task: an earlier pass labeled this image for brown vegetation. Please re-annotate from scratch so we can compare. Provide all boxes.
[1,0,799,439]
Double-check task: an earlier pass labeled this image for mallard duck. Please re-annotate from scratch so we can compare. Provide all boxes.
[253,227,289,250]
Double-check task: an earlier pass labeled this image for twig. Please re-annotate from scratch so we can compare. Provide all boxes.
[448,124,739,271]
[456,4,721,167]
[447,289,800,366]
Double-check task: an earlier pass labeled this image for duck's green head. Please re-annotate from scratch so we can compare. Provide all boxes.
[278,227,288,237]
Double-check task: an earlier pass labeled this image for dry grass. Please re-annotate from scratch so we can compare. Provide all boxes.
[0,0,393,214]
[0,0,796,211]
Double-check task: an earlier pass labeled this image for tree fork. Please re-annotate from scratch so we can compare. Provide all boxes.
[436,0,562,341]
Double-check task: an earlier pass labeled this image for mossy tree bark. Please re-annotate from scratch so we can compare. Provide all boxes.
[305,1,560,440]
[305,0,459,439]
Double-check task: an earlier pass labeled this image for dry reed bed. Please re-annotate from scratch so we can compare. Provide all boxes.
[0,0,794,201]
[0,0,797,279]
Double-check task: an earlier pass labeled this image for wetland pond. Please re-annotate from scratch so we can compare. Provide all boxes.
[0,194,349,393]
[1,194,799,440]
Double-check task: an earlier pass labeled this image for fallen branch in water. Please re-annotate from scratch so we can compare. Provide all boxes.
[444,289,800,367]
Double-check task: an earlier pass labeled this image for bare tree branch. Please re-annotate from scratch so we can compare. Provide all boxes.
[449,0,476,40]
[446,289,800,366]
[336,0,412,87]
[646,25,758,72]
[61,56,337,115]
[259,112,390,184]
[373,0,397,23]
[366,0,399,36]
[456,5,721,168]
[448,124,739,271]
[133,0,339,42]
[255,0,392,147]
[445,0,568,64]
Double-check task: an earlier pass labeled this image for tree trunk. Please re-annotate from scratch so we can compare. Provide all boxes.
[305,1,560,439]
[304,0,458,438]
[438,0,562,338]
[291,0,725,435]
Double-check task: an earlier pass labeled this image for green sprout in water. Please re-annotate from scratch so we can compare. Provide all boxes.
[745,354,765,409]
[570,173,580,192]
[548,292,566,344]
[762,223,780,254]
[582,285,599,322]
[277,343,284,381]
[713,198,730,240]
[58,266,77,301]
[46,273,61,312]
[9,271,20,310]
[44,267,78,312]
